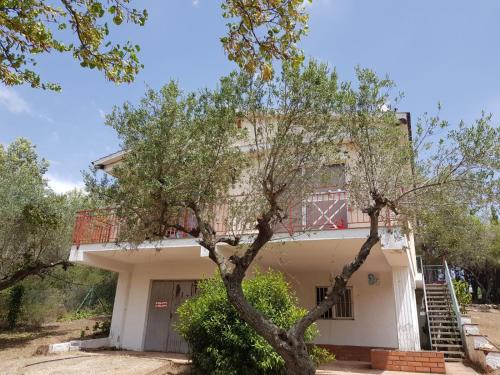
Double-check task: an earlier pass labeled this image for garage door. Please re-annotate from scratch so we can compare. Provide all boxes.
[144,280,197,353]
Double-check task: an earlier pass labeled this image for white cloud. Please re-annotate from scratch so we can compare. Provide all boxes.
[38,113,55,123]
[46,174,84,194]
[0,87,30,114]
[192,0,199,6]
[98,108,106,120]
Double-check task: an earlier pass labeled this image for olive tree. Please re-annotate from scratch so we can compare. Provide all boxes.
[417,198,500,303]
[87,63,499,374]
[0,138,84,291]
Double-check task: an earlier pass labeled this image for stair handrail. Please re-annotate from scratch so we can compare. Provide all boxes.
[421,257,434,350]
[444,259,466,349]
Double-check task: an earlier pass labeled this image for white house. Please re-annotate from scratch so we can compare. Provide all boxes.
[69,113,423,361]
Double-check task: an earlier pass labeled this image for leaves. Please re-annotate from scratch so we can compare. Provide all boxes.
[221,0,310,80]
[0,139,88,289]
[0,0,147,91]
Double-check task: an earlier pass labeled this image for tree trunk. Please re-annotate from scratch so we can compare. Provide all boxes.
[282,345,316,375]
[484,269,495,304]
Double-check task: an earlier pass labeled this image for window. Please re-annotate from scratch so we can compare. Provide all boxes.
[316,287,354,320]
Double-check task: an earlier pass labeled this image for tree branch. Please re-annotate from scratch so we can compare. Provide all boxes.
[0,260,72,291]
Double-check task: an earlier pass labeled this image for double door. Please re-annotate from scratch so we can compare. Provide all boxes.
[144,280,197,353]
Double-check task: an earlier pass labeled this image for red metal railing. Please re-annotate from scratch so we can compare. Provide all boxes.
[72,190,392,246]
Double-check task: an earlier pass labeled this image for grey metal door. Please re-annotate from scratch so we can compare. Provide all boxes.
[144,281,173,351]
[144,280,196,353]
[166,281,197,353]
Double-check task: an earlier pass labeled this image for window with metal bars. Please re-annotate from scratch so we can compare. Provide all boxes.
[316,287,354,320]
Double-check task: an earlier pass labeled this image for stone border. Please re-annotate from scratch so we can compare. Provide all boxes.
[49,337,110,353]
[461,316,500,373]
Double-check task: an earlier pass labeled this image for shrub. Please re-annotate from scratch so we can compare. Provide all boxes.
[7,284,25,329]
[177,270,333,375]
[453,279,472,314]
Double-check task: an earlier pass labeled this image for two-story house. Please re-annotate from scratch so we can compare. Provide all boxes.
[69,112,423,361]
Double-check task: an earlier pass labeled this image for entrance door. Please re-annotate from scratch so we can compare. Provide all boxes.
[144,280,196,353]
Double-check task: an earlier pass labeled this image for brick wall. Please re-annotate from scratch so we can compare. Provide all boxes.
[371,349,446,374]
[317,345,394,362]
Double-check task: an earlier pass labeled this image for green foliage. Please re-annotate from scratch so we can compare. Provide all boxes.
[85,79,247,244]
[417,195,500,302]
[0,265,116,328]
[0,139,93,291]
[221,0,310,80]
[0,0,147,90]
[177,271,332,375]
[7,284,24,329]
[92,319,111,336]
[453,279,472,313]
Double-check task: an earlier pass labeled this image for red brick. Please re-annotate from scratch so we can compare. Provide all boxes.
[409,361,423,366]
[416,366,431,373]
[429,357,443,363]
[398,361,408,366]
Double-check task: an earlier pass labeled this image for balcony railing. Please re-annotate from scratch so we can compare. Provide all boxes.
[72,190,393,246]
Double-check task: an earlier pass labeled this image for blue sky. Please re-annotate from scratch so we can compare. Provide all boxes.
[1,0,499,193]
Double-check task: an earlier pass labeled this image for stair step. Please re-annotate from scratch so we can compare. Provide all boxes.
[433,344,463,348]
[445,357,464,362]
[442,351,465,356]
[433,337,462,342]
[427,296,450,298]
[428,306,453,309]
[429,321,458,325]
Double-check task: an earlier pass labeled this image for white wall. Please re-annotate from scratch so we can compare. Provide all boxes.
[392,267,421,350]
[109,270,131,347]
[287,270,399,348]
[113,260,400,351]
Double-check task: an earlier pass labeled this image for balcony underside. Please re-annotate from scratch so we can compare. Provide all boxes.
[69,228,411,274]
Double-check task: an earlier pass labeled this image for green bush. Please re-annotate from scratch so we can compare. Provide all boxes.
[453,279,472,314]
[7,284,24,329]
[177,270,333,375]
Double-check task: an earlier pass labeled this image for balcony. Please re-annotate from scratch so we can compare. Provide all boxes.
[72,190,392,247]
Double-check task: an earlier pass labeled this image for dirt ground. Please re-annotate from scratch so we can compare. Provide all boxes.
[0,318,185,375]
[466,306,500,349]
[0,318,481,375]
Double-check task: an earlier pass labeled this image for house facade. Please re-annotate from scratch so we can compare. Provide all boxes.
[69,113,423,361]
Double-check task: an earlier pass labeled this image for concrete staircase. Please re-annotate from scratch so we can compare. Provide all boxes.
[425,283,465,362]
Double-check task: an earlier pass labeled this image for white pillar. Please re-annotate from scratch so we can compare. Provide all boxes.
[109,270,131,348]
[392,267,421,350]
